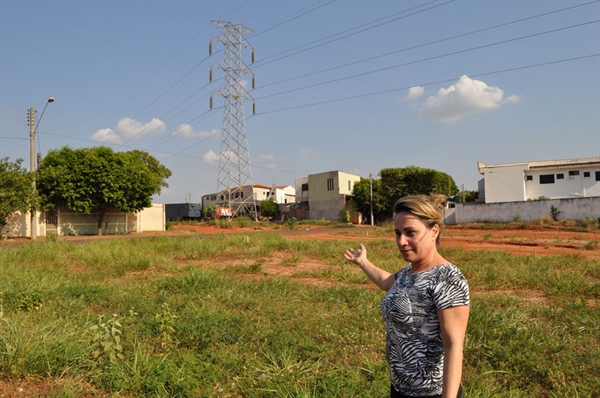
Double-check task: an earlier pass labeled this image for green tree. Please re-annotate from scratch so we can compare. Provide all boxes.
[260,197,278,218]
[351,178,387,222]
[354,166,458,221]
[450,190,479,203]
[0,158,36,237]
[37,146,172,236]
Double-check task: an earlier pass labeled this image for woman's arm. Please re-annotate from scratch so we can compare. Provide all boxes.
[438,305,470,398]
[344,243,395,291]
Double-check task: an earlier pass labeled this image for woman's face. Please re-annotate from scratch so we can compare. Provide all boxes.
[394,211,439,265]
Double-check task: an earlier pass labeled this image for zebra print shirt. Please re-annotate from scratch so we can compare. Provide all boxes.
[381,263,470,397]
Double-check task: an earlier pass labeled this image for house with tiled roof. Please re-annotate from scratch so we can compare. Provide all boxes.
[477,157,600,203]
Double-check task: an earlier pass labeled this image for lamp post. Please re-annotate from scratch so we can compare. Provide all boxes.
[29,97,54,240]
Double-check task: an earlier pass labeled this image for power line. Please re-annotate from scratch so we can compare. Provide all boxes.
[118,58,212,146]
[144,107,219,152]
[91,1,248,134]
[91,1,336,150]
[249,0,336,39]
[38,129,309,176]
[256,0,599,90]
[254,0,453,67]
[256,53,600,115]
[255,20,599,101]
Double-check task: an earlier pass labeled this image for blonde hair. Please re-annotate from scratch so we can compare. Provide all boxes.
[393,194,446,244]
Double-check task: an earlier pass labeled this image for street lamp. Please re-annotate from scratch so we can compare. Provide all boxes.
[29,97,55,240]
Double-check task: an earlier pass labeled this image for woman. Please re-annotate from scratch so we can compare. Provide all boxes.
[344,194,470,398]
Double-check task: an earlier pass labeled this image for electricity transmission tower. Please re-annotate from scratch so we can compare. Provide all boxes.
[209,20,257,220]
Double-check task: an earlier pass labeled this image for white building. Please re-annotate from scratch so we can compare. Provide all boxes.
[270,185,296,204]
[478,157,600,203]
[201,184,295,215]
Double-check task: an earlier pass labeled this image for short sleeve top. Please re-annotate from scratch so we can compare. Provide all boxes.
[380,263,470,396]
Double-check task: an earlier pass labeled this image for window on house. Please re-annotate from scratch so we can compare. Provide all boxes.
[327,177,334,191]
[526,175,533,181]
[539,174,555,184]
[556,174,564,180]
[583,171,590,178]
[301,183,308,191]
[348,181,351,191]
[569,170,579,176]
[596,171,600,181]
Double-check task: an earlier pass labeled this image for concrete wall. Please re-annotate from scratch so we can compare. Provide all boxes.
[3,212,29,238]
[5,205,165,237]
[129,204,165,232]
[452,197,600,224]
[59,208,127,235]
[309,194,347,221]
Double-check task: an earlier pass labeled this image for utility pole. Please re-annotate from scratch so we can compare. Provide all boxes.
[27,97,55,240]
[28,108,37,240]
[209,20,257,220]
[369,173,374,226]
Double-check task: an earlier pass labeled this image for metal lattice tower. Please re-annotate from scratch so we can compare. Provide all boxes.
[209,20,257,220]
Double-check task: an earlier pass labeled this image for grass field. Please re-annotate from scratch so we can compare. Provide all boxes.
[0,230,598,397]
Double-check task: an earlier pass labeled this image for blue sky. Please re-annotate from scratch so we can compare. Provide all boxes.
[1,0,599,204]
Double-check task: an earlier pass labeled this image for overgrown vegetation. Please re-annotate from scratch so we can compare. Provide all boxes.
[0,158,36,238]
[0,233,597,397]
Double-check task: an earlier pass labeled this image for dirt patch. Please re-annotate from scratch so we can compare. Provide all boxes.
[163,223,600,259]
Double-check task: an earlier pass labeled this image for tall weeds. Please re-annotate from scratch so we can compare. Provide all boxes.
[0,234,597,397]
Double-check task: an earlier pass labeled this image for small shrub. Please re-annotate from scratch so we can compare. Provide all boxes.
[45,233,58,242]
[237,216,252,228]
[513,214,522,223]
[152,303,178,351]
[287,217,298,229]
[17,292,43,311]
[165,221,173,230]
[90,314,124,364]
[579,217,598,229]
[338,208,350,223]
[550,205,561,221]
[584,240,599,251]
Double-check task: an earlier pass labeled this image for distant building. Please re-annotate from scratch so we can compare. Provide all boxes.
[478,157,600,203]
[201,184,295,217]
[3,205,166,237]
[165,203,202,221]
[293,170,361,221]
[270,185,296,204]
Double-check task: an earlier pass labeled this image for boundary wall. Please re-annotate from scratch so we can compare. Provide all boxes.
[448,197,600,224]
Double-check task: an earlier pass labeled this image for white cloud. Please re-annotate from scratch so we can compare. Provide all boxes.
[91,117,166,144]
[405,86,424,101]
[504,94,521,104]
[266,163,278,170]
[202,150,241,165]
[91,128,120,144]
[172,125,220,138]
[418,75,517,123]
[256,154,275,161]
[202,150,219,164]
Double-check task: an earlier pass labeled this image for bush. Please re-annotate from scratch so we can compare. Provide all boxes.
[550,205,561,221]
